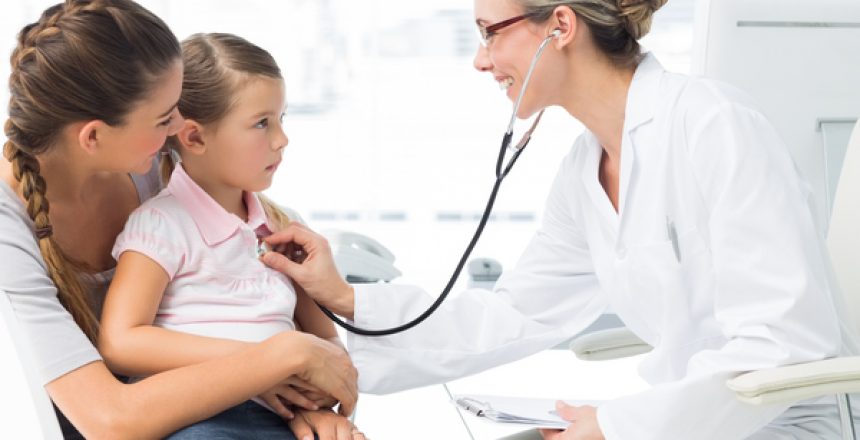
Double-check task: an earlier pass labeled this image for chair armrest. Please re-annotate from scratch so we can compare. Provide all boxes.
[727,356,860,405]
[569,327,652,361]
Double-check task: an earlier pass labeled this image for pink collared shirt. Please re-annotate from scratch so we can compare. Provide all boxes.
[112,165,296,342]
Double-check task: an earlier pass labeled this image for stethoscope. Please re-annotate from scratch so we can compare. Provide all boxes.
[318,29,562,336]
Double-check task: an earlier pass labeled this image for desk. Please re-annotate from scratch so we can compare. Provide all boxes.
[352,349,648,439]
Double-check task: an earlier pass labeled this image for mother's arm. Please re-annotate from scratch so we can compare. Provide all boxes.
[0,211,355,439]
[49,330,352,439]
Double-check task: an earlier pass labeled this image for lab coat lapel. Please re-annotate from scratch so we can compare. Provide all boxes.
[580,133,621,230]
[618,54,663,225]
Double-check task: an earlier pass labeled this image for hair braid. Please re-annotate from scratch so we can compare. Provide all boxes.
[4,122,99,340]
[4,0,180,342]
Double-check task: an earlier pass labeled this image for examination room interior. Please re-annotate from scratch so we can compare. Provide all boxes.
[1,0,859,439]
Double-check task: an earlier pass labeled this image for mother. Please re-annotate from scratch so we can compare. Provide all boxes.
[1,1,357,438]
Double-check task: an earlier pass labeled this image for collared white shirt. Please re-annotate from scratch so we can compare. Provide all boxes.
[112,164,297,343]
[347,54,855,439]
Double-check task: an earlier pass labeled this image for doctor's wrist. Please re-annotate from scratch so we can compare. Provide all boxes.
[331,283,355,321]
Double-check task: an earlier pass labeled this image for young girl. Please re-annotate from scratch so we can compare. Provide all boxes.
[98,33,354,439]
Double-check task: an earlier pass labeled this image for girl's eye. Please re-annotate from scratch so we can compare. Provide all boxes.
[254,118,269,129]
[279,113,286,124]
[158,117,173,127]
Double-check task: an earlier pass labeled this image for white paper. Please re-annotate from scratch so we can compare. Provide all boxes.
[453,394,603,430]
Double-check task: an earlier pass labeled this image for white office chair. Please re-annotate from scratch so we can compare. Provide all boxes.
[724,117,860,440]
[0,291,63,439]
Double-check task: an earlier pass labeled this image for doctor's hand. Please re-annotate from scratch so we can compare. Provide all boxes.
[289,408,367,440]
[539,402,604,440]
[262,222,356,319]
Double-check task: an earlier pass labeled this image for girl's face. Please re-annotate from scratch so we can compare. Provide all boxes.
[200,76,288,193]
[99,60,184,174]
[473,0,557,119]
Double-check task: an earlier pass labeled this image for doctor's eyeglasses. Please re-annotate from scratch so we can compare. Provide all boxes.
[476,13,538,47]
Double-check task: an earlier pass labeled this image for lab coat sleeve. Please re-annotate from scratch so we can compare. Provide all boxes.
[348,150,608,394]
[597,99,842,439]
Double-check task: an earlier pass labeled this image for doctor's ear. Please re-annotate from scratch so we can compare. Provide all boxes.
[548,5,578,46]
[175,119,207,156]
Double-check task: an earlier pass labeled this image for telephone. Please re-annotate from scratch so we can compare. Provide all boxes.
[322,230,402,283]
[466,257,503,289]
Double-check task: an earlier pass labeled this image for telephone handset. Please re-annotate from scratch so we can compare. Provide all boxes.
[323,230,402,283]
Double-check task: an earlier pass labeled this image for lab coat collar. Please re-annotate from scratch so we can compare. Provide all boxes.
[167,164,271,246]
[579,53,666,227]
[623,52,664,133]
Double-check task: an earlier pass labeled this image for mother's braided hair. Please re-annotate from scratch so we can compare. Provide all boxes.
[3,0,180,341]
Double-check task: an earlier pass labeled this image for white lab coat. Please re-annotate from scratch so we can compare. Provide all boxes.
[347,54,855,439]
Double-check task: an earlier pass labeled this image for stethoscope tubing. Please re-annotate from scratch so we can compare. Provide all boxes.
[319,33,557,336]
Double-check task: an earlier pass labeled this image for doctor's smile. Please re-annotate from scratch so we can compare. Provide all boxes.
[1,0,858,439]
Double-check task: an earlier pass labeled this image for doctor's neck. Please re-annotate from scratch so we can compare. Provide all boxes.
[561,50,635,162]
[513,0,665,160]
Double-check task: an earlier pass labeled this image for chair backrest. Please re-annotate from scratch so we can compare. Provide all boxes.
[692,0,860,233]
[827,120,860,337]
[0,291,63,439]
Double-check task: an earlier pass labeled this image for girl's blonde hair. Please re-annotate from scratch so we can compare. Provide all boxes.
[161,33,291,229]
[4,0,180,342]
[517,0,668,67]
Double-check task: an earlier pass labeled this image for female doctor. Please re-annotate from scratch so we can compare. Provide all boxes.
[264,0,857,438]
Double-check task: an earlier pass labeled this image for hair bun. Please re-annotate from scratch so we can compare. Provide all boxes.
[617,0,668,40]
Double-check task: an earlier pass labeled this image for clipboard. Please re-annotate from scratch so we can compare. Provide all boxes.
[452,394,602,429]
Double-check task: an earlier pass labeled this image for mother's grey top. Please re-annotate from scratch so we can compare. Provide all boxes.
[0,161,160,384]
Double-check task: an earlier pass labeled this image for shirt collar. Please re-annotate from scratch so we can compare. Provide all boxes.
[623,53,665,133]
[167,164,271,246]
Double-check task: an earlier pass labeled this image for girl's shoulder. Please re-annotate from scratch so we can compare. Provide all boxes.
[123,187,195,235]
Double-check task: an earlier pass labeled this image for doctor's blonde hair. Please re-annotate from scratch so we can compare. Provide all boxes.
[160,33,291,229]
[516,0,668,67]
[3,0,180,342]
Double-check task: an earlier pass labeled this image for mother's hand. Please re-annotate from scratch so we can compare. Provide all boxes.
[276,332,358,416]
[289,408,367,440]
[262,222,355,319]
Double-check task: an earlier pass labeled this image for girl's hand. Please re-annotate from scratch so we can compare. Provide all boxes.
[539,402,604,440]
[262,222,355,319]
[289,408,368,440]
[258,376,336,419]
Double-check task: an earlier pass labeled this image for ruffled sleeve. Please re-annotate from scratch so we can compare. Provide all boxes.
[112,206,186,279]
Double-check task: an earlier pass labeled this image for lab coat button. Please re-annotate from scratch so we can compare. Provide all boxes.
[616,248,628,259]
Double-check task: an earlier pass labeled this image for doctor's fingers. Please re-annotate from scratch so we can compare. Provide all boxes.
[265,222,325,252]
[262,251,304,281]
[538,428,567,440]
[554,401,596,422]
